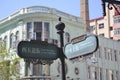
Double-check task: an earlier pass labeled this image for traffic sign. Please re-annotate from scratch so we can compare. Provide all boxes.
[64,35,98,59]
[17,41,59,60]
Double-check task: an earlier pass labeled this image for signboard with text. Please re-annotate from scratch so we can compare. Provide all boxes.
[64,35,99,59]
[17,41,59,60]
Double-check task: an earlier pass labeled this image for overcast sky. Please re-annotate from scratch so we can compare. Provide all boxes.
[0,0,103,20]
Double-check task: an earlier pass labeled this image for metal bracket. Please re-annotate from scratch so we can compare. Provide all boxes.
[102,0,120,16]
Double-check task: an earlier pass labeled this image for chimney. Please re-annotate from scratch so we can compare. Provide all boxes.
[80,0,90,32]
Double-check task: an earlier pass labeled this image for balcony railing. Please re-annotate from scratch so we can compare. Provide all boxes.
[0,6,82,25]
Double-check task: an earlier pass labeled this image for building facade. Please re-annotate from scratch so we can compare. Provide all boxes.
[0,6,85,80]
[0,6,120,80]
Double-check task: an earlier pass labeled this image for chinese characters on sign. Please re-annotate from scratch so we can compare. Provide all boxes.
[64,35,98,59]
[17,41,59,60]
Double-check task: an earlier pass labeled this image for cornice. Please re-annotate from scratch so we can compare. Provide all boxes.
[0,6,83,31]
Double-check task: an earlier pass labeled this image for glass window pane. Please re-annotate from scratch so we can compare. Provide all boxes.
[99,23,104,29]
[34,22,42,32]
[44,22,49,39]
[27,22,32,39]
[34,22,42,40]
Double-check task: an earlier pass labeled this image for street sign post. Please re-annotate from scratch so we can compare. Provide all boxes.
[64,35,98,59]
[17,41,59,60]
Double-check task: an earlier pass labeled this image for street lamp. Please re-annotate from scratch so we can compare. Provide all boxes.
[56,17,66,80]
[101,0,120,16]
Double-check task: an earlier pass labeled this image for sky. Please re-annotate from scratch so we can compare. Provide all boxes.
[0,0,103,20]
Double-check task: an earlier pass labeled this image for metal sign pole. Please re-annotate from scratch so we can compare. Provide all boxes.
[56,17,66,80]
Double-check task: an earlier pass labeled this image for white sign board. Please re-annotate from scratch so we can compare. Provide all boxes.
[64,35,98,59]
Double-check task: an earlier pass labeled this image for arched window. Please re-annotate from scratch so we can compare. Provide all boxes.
[15,31,20,48]
[65,32,70,43]
[4,36,7,42]
[10,33,14,48]
[16,31,19,42]
[4,36,7,49]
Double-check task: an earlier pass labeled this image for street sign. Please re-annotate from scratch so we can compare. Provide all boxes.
[17,41,59,60]
[64,35,98,59]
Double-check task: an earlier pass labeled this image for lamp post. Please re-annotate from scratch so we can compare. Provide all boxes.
[55,17,66,80]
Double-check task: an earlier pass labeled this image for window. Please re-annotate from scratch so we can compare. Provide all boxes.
[88,66,91,79]
[117,28,120,34]
[27,22,50,40]
[99,33,104,37]
[34,22,42,40]
[114,50,117,61]
[104,48,113,61]
[114,16,120,23]
[110,70,114,80]
[94,67,98,80]
[100,68,102,80]
[16,31,19,41]
[15,31,19,48]
[110,26,113,31]
[4,36,7,42]
[94,47,101,58]
[114,28,120,35]
[34,22,42,32]
[12,32,19,49]
[35,32,42,40]
[98,47,102,58]
[65,32,70,43]
[104,48,107,59]
[106,69,109,80]
[109,49,113,61]
[90,26,95,32]
[99,23,104,29]
[27,22,33,39]
[114,28,117,35]
[4,36,7,49]
[110,37,113,39]
[44,22,50,39]
[116,71,119,80]
[10,33,14,48]
[108,48,112,61]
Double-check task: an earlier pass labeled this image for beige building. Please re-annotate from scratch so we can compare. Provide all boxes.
[90,5,120,40]
[113,5,120,40]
